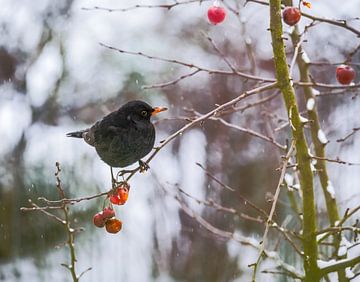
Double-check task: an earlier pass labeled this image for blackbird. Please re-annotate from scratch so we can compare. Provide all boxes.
[66,100,167,174]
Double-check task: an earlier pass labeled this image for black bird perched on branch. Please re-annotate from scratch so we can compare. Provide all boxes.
[66,100,167,178]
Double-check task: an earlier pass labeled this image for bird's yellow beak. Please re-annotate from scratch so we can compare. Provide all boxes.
[152,107,168,116]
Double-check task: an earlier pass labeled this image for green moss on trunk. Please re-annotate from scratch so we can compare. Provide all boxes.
[268,0,320,280]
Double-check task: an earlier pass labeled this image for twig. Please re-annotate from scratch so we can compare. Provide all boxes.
[295,81,360,90]
[54,163,79,282]
[21,201,66,225]
[177,186,237,214]
[20,205,63,211]
[37,191,109,205]
[350,271,360,281]
[339,204,360,226]
[316,226,360,236]
[261,268,303,280]
[99,42,275,82]
[336,127,360,143]
[152,171,305,280]
[309,62,360,67]
[142,70,201,89]
[317,204,360,244]
[176,193,304,279]
[21,163,90,282]
[82,0,208,12]
[246,0,360,36]
[311,155,360,166]
[319,256,360,277]
[289,36,305,78]
[315,89,359,97]
[211,116,286,150]
[251,140,295,281]
[195,162,269,218]
[202,32,238,73]
[219,91,280,116]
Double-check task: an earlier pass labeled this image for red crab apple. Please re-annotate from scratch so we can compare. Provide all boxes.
[118,187,129,203]
[93,213,106,228]
[109,184,129,205]
[109,193,121,205]
[336,65,356,85]
[105,218,122,234]
[282,7,301,26]
[207,5,226,25]
[102,207,115,219]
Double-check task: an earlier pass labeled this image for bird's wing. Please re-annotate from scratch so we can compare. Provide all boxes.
[91,112,132,145]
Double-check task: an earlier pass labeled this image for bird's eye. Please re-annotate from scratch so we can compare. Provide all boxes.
[141,110,148,117]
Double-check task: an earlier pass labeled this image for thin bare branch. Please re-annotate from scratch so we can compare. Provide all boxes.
[21,163,90,281]
[252,140,295,280]
[21,201,66,225]
[177,194,304,279]
[202,32,238,73]
[82,0,207,13]
[311,155,360,166]
[142,69,201,89]
[177,186,237,214]
[37,191,109,205]
[99,42,275,82]
[211,116,286,150]
[246,0,360,36]
[319,256,360,277]
[195,162,270,218]
[336,127,360,143]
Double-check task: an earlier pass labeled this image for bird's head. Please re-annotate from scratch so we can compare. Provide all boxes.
[121,100,167,122]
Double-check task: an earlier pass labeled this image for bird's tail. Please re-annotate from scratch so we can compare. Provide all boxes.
[66,130,85,138]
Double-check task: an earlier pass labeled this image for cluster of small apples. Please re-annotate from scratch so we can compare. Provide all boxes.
[93,207,122,233]
[93,182,130,234]
[282,7,357,85]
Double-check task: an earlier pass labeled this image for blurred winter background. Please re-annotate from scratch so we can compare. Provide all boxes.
[0,0,359,281]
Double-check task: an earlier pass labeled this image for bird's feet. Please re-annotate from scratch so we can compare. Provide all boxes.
[115,160,150,178]
[117,169,133,178]
[139,160,150,173]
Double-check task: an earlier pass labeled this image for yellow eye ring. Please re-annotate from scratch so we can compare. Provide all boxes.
[141,110,148,117]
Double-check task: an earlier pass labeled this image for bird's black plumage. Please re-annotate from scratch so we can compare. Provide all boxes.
[66,100,166,168]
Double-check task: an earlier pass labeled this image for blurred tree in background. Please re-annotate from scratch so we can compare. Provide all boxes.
[0,0,360,281]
